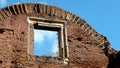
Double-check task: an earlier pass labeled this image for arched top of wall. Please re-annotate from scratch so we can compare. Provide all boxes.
[0,3,109,47]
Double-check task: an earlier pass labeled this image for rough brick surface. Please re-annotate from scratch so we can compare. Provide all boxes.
[0,3,119,68]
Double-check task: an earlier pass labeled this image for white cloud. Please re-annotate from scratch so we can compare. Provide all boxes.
[34,29,59,56]
[0,0,7,8]
[45,30,58,39]
[33,1,47,5]
[38,1,47,5]
[34,29,58,45]
[51,33,59,57]
[52,41,58,53]
[34,29,44,44]
[13,3,20,5]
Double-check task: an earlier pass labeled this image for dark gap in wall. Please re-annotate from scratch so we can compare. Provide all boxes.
[18,5,22,13]
[11,61,16,64]
[34,23,59,31]
[11,61,14,64]
[14,5,19,14]
[9,6,15,15]
[21,32,24,34]
[0,29,4,34]
[36,4,40,13]
[3,8,9,17]
[48,6,52,16]
[107,52,120,68]
[5,7,10,16]
[77,37,82,41]
[68,38,72,42]
[0,60,2,64]
[76,45,81,48]
[22,4,26,13]
[75,17,80,22]
[99,45,103,48]
[79,22,84,27]
[16,49,21,52]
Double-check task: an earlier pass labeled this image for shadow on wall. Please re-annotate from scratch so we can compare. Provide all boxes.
[107,51,120,68]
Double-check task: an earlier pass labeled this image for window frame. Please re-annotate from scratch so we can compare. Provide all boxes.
[27,17,69,64]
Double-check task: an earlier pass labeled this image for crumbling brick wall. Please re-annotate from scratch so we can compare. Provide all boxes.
[0,3,116,68]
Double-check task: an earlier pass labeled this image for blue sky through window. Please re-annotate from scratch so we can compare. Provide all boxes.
[34,29,59,57]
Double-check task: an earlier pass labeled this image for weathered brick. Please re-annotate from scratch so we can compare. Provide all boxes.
[85,26,92,34]
[88,29,96,36]
[74,17,80,24]
[24,4,34,13]
[3,8,11,17]
[79,20,85,27]
[43,4,47,14]
[0,13,3,20]
[66,12,72,20]
[46,5,51,15]
[54,7,59,17]
[51,6,55,16]
[39,4,44,14]
[83,23,89,30]
[0,10,7,19]
[16,5,21,14]
[0,3,114,68]
[60,10,66,19]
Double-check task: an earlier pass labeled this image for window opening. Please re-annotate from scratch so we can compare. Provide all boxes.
[34,29,59,57]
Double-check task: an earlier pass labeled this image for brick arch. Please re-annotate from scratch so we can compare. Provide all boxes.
[0,3,109,48]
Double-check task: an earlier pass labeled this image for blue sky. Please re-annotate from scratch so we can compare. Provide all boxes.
[0,0,120,50]
[34,29,58,56]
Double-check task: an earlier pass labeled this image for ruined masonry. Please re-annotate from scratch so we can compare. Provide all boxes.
[0,3,120,68]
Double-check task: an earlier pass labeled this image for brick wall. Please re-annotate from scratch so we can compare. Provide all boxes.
[0,3,115,68]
